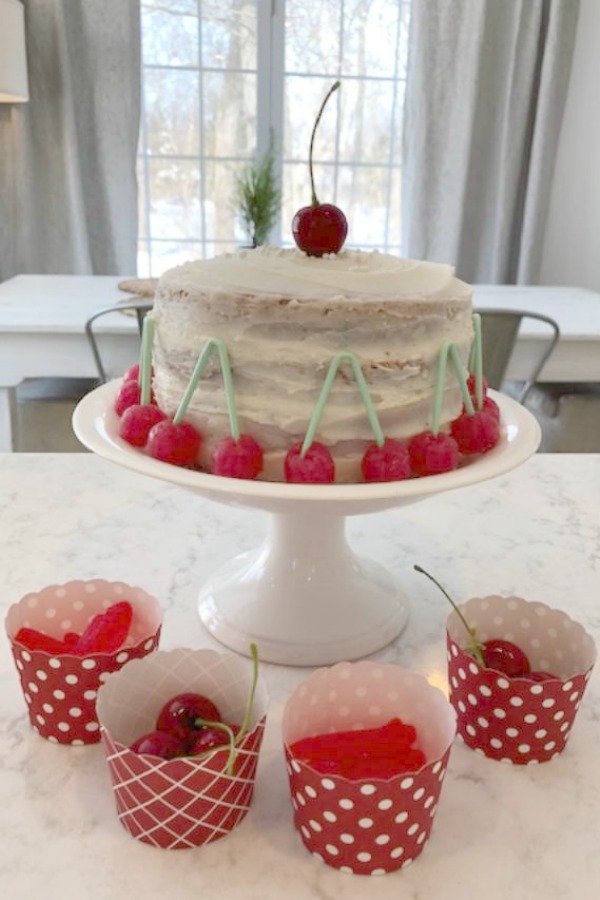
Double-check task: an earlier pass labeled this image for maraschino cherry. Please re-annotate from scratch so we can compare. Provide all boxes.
[292,81,348,257]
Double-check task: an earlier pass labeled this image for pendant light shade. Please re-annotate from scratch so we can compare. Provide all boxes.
[0,0,29,102]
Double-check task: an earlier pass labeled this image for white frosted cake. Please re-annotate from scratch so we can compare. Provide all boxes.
[150,245,473,482]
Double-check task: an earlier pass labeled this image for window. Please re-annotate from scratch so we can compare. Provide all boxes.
[138,0,411,276]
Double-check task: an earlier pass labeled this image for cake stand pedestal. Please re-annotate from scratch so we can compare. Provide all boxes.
[73,384,541,666]
[197,507,411,665]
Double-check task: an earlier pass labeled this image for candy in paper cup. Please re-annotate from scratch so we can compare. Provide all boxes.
[447,595,596,764]
[96,647,268,850]
[5,580,162,745]
[282,661,456,875]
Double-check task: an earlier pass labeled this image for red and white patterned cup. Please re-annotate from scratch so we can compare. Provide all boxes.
[282,660,456,875]
[96,647,268,850]
[447,595,596,764]
[5,580,162,744]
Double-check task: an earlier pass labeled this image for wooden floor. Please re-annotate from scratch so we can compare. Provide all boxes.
[9,378,600,454]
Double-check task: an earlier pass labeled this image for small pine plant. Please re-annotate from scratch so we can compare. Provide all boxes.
[235,150,281,247]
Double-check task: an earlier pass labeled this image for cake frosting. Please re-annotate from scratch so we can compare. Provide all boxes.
[150,245,474,482]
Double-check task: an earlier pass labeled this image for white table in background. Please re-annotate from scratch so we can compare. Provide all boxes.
[1,275,600,451]
[0,275,140,451]
[0,452,598,900]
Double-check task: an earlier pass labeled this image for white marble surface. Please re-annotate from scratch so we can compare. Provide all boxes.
[0,453,599,899]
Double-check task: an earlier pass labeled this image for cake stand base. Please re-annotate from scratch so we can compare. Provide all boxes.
[197,511,408,666]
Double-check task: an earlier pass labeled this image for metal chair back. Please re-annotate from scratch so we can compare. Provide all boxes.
[85,300,153,383]
[474,308,560,404]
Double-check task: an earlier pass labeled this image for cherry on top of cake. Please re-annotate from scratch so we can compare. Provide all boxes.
[291,80,348,257]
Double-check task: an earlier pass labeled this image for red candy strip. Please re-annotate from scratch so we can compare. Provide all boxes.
[74,601,133,654]
[290,717,425,781]
[13,627,69,655]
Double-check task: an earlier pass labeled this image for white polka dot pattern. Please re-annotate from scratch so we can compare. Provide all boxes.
[281,660,457,875]
[6,580,163,745]
[446,595,595,764]
[285,746,451,875]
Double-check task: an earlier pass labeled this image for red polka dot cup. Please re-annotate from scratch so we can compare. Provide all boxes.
[96,648,268,850]
[5,580,162,745]
[447,595,596,764]
[282,661,456,876]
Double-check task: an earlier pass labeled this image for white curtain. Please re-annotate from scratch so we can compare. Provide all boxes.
[402,0,580,284]
[0,0,141,280]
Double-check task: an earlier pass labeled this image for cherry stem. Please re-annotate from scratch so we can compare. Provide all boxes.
[308,81,340,207]
[239,642,259,739]
[193,719,237,776]
[413,565,485,666]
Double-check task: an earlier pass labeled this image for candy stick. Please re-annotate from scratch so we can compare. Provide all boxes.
[301,351,384,456]
[139,316,154,406]
[432,342,474,436]
[471,313,484,410]
[449,344,475,415]
[173,337,240,438]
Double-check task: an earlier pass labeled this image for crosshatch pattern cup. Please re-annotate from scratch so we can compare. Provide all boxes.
[96,647,268,850]
[447,595,596,764]
[5,580,163,744]
[282,660,457,876]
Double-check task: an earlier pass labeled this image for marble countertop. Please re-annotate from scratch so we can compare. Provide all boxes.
[0,453,599,899]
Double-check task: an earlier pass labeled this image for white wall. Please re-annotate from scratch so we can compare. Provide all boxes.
[539,0,600,292]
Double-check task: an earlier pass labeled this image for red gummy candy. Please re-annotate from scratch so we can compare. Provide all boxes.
[123,363,140,383]
[467,373,488,399]
[361,438,411,482]
[14,627,68,655]
[119,403,166,447]
[451,409,500,455]
[290,718,424,780]
[408,431,460,476]
[74,601,133,655]
[147,420,202,468]
[114,380,140,417]
[211,434,264,480]
[284,441,335,484]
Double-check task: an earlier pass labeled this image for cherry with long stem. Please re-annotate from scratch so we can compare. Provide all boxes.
[414,565,485,666]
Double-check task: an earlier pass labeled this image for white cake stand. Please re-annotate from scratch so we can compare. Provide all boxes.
[73,383,541,665]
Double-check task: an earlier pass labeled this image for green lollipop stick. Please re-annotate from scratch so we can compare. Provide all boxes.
[301,351,384,456]
[140,316,155,406]
[173,337,240,438]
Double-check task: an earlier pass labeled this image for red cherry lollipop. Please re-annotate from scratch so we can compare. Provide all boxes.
[285,440,335,483]
[408,431,460,477]
[361,438,411,482]
[212,434,264,480]
[451,407,500,455]
[292,81,348,257]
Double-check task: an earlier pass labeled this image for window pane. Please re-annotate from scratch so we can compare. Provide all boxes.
[285,0,342,75]
[338,79,395,165]
[201,0,257,70]
[136,158,149,241]
[283,76,340,162]
[149,241,204,277]
[141,4,198,67]
[337,165,390,248]
[341,0,401,78]
[204,159,246,247]
[203,71,257,159]
[148,159,202,240]
[144,68,200,156]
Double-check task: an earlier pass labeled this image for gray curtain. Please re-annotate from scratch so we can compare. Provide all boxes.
[0,0,141,280]
[402,0,580,284]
